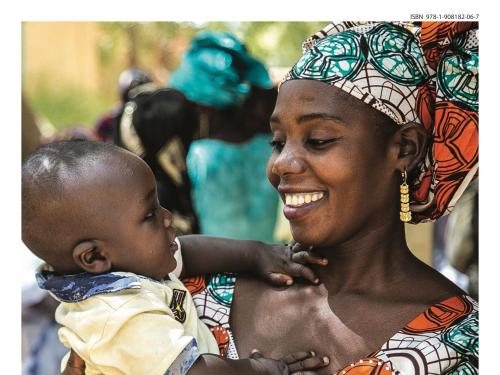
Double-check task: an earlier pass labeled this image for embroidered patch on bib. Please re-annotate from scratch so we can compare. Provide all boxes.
[169,289,187,323]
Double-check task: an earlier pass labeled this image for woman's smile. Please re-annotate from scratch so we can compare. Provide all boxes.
[281,191,328,221]
[284,191,324,206]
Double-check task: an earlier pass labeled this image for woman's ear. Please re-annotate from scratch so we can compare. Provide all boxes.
[72,240,111,274]
[392,122,428,172]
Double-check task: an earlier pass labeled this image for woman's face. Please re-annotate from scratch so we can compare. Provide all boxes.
[267,80,398,248]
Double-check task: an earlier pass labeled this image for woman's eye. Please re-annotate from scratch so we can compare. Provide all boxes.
[307,138,337,148]
[269,139,285,151]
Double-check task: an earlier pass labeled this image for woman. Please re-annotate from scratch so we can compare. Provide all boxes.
[66,21,478,374]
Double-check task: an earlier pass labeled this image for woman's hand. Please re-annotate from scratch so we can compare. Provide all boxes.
[61,349,85,375]
[250,349,329,374]
[254,241,327,286]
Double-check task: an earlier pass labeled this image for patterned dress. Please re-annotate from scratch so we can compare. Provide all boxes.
[184,274,478,374]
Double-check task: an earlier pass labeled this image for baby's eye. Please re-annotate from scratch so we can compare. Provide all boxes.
[144,208,157,221]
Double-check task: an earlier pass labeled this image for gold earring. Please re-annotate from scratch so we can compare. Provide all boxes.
[400,170,412,222]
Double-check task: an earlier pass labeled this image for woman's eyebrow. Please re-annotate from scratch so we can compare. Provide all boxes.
[297,113,346,125]
[269,113,347,125]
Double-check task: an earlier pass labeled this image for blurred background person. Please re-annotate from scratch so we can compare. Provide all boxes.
[94,68,152,142]
[168,31,280,242]
[432,180,479,300]
[445,180,479,300]
[116,87,201,234]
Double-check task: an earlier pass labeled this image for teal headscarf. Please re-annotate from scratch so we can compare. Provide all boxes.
[168,31,273,108]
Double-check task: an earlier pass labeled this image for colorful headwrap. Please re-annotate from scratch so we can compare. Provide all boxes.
[169,31,273,109]
[282,21,478,223]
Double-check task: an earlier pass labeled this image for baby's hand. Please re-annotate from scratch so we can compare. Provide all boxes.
[250,349,329,374]
[62,349,85,375]
[254,242,327,286]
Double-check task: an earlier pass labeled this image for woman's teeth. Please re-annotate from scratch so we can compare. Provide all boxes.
[285,192,324,207]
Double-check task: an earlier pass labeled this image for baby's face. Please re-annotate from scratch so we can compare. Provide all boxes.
[62,153,178,280]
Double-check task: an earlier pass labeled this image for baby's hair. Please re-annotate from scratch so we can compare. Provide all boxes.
[22,139,123,193]
[22,140,133,269]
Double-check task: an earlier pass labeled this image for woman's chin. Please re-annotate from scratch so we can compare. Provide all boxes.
[290,226,323,247]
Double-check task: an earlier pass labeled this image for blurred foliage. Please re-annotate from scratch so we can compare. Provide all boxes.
[95,21,327,73]
[237,22,327,67]
[24,21,327,131]
[27,82,112,132]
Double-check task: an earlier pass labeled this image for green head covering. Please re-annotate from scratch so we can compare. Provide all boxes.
[168,31,273,108]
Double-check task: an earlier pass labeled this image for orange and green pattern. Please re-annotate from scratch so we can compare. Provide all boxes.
[333,295,478,375]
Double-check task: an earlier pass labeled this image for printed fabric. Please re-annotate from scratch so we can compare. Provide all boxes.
[183,273,239,359]
[332,295,478,374]
[185,273,478,374]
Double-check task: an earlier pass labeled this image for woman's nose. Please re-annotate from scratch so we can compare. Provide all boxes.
[271,143,306,177]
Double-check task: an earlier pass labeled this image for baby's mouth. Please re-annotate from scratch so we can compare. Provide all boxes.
[169,239,178,253]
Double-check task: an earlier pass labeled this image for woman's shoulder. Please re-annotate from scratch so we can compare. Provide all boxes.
[399,256,468,304]
[401,294,478,334]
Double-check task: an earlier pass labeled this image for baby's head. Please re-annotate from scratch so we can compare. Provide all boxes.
[22,140,178,280]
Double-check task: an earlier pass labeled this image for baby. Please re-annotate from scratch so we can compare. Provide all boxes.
[22,140,328,375]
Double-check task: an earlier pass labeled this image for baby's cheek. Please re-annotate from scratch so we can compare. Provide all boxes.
[165,247,178,268]
[164,256,178,276]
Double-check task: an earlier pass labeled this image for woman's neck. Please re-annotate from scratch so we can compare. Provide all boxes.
[311,219,419,294]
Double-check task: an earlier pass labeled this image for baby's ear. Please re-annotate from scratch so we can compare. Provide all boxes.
[73,240,111,274]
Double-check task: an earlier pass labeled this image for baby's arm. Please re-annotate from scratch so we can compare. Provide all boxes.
[177,235,327,286]
[63,348,329,375]
[188,351,329,375]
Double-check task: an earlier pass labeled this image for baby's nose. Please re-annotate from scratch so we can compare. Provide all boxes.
[161,208,173,228]
[164,217,172,228]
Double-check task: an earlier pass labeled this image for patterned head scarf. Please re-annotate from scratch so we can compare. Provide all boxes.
[169,31,273,108]
[282,21,478,223]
